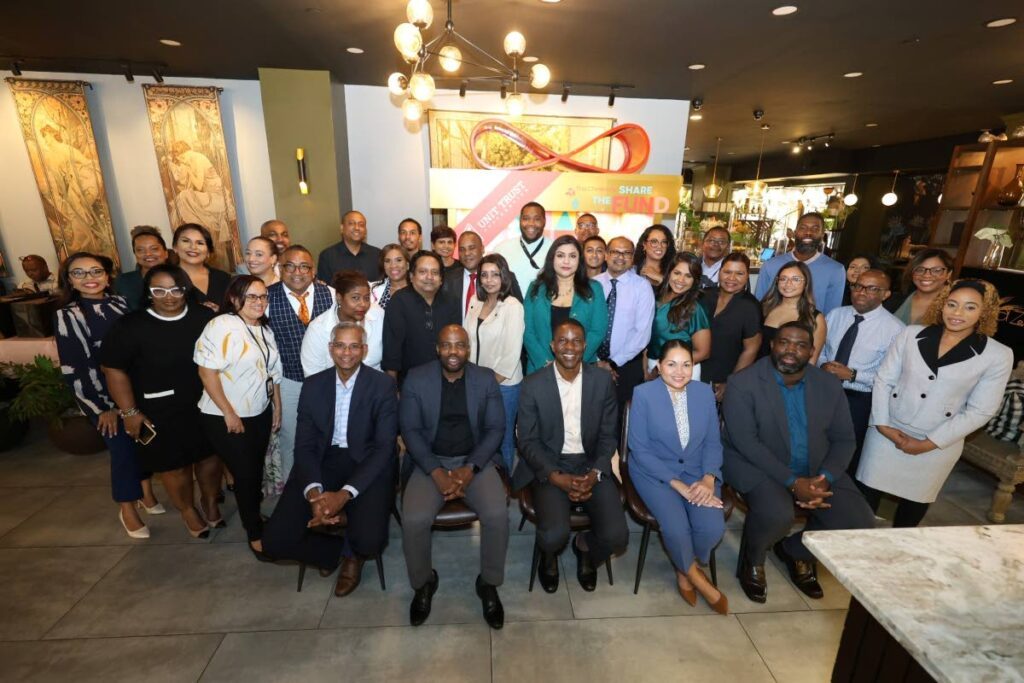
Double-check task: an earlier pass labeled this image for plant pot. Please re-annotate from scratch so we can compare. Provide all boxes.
[47,415,105,455]
[0,408,29,453]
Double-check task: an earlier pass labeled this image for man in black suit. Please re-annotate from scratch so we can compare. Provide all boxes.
[722,321,874,603]
[399,324,508,629]
[317,210,382,283]
[262,322,398,597]
[442,230,523,322]
[514,319,628,593]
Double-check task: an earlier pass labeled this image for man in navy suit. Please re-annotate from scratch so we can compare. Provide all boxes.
[262,322,398,598]
[399,325,507,629]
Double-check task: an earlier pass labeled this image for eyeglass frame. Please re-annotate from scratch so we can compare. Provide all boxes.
[68,267,106,280]
[149,286,187,298]
[912,266,948,277]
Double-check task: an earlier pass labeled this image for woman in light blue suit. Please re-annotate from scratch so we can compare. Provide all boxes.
[628,339,728,614]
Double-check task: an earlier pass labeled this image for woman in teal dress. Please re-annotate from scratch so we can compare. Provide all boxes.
[647,253,710,379]
[523,235,607,373]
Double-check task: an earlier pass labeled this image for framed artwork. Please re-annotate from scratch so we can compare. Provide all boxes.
[5,78,121,269]
[143,84,241,271]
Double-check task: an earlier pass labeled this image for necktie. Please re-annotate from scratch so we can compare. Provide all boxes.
[465,273,477,314]
[292,291,310,325]
[598,278,618,361]
[833,314,864,367]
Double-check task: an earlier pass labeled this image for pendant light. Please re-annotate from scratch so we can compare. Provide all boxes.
[882,170,899,206]
[843,174,859,206]
[704,137,723,199]
[747,126,768,197]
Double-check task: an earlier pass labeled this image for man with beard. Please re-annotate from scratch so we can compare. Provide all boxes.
[398,218,423,254]
[399,325,508,629]
[754,212,846,314]
[699,226,730,288]
[722,321,873,603]
[260,219,292,255]
[495,202,551,295]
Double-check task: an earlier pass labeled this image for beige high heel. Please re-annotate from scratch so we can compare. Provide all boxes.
[119,510,150,539]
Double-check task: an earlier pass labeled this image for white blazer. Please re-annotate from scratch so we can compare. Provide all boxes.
[858,325,1013,501]
[465,296,525,385]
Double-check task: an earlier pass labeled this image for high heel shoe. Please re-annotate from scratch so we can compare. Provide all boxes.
[185,519,210,539]
[676,579,697,607]
[249,543,274,563]
[207,518,227,529]
[137,500,166,515]
[707,591,729,615]
[119,510,150,539]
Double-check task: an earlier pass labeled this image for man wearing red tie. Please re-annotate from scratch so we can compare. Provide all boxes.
[442,231,484,325]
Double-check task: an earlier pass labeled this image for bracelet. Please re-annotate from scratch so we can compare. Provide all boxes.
[119,407,140,418]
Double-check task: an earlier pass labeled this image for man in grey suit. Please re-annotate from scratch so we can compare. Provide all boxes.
[513,319,628,593]
[399,325,508,629]
[722,321,874,603]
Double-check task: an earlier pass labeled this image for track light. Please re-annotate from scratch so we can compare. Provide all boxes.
[500,83,507,99]
[608,88,616,107]
[123,63,134,82]
[561,85,569,102]
[11,60,21,76]
[152,68,164,83]
[459,80,467,97]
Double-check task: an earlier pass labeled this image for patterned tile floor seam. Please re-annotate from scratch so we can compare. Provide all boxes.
[193,632,227,683]
[736,612,781,683]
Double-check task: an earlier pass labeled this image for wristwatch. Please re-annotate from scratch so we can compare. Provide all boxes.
[471,464,481,474]
[592,468,603,482]
[850,369,858,383]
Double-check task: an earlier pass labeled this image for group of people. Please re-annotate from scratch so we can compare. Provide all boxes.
[52,203,1013,632]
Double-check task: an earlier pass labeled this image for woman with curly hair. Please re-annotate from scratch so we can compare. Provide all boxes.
[856,279,1013,527]
[758,260,826,363]
[634,225,677,287]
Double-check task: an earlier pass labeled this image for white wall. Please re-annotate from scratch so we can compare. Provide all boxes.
[0,70,274,285]
[344,85,689,248]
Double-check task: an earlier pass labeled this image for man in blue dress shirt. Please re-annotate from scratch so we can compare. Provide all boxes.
[754,212,846,314]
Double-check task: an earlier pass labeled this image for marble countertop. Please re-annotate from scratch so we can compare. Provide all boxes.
[804,525,1024,683]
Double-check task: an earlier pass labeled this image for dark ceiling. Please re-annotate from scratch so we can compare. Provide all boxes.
[3,0,1024,167]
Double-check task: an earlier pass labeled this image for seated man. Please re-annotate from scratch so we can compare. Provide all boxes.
[722,321,874,603]
[399,324,507,629]
[262,322,398,598]
[17,254,59,293]
[513,319,628,593]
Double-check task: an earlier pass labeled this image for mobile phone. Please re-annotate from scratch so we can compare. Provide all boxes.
[137,421,157,445]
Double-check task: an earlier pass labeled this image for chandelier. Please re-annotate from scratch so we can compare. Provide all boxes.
[388,0,552,121]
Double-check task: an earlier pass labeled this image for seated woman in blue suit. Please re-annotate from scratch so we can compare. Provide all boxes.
[628,339,728,614]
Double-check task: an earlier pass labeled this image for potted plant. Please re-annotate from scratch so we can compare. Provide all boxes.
[2,355,105,455]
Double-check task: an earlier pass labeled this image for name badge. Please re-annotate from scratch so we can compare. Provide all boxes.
[265,378,274,399]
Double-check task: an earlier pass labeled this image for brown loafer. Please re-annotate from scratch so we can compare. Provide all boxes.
[334,556,365,597]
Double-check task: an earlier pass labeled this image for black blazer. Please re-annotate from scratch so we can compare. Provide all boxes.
[399,360,505,473]
[441,264,524,309]
[188,267,232,311]
[720,356,855,493]
[291,364,398,494]
[512,363,618,490]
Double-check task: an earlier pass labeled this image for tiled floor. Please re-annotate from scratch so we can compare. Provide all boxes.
[0,426,1019,682]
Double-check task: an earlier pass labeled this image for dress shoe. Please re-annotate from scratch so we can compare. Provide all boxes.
[409,570,438,626]
[538,551,559,593]
[774,541,823,599]
[676,580,697,607]
[137,500,166,515]
[707,592,729,615]
[319,565,338,578]
[334,556,365,597]
[475,575,504,629]
[572,534,597,592]
[119,510,150,539]
[737,558,767,603]
[249,543,274,563]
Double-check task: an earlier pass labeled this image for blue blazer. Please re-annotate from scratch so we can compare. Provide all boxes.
[628,379,722,486]
[399,360,505,474]
[291,364,398,494]
[523,280,608,373]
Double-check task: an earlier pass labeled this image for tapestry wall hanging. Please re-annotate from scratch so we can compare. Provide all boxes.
[143,84,241,271]
[6,78,121,269]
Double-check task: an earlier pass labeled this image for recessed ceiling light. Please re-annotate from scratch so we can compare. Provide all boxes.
[522,55,539,63]
[872,144,881,148]
[540,0,562,3]
[993,78,1013,85]
[843,71,863,78]
[780,140,790,144]
[159,39,181,46]
[684,146,691,151]
[865,122,878,127]
[689,113,703,121]
[772,5,798,16]
[346,47,364,54]
[688,63,706,70]
[727,152,736,155]
[986,18,1016,28]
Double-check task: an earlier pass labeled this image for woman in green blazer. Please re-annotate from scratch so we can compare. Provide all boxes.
[523,235,607,373]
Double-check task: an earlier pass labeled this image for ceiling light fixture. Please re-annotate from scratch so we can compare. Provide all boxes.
[689,113,702,121]
[159,39,182,47]
[459,80,467,97]
[346,47,365,54]
[865,122,878,127]
[704,137,723,199]
[152,68,164,83]
[843,174,859,206]
[608,88,616,107]
[993,78,1013,85]
[986,18,1017,28]
[843,71,863,78]
[688,63,705,70]
[561,85,569,102]
[123,63,134,83]
[388,0,551,119]
[772,5,798,16]
[11,60,22,76]
[882,170,899,206]
[522,55,539,63]
[296,148,310,195]
[540,0,561,3]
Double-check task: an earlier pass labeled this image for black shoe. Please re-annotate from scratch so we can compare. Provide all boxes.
[737,557,767,603]
[249,544,274,563]
[409,570,439,626]
[538,551,559,593]
[773,541,823,599]
[475,575,504,630]
[572,534,597,592]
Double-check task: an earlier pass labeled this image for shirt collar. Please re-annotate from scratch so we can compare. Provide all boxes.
[286,283,315,299]
[553,365,583,386]
[336,366,361,390]
[791,251,821,265]
[772,368,806,388]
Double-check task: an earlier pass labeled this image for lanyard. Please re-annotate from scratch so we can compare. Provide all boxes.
[519,237,545,269]
[241,318,271,373]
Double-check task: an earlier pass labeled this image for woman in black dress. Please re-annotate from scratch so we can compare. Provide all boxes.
[101,264,222,538]
[700,252,763,402]
[173,223,232,311]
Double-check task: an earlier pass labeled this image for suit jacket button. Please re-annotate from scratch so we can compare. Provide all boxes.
[892,393,898,398]
[920,393,926,398]
[945,412,952,417]
[929,375,935,380]
[678,459,684,463]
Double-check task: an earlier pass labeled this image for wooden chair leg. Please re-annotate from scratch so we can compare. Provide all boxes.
[392,502,403,527]
[375,555,386,590]
[989,480,1016,523]
[518,512,527,531]
[297,562,306,592]
[528,539,540,592]
[606,553,614,586]
[634,524,652,594]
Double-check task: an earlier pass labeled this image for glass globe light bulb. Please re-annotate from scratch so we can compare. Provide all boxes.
[881,192,898,206]
[406,0,433,29]
[530,63,551,88]
[439,45,462,72]
[503,31,526,57]
[402,97,424,121]
[394,23,422,62]
[387,72,408,96]
[506,93,525,117]
[843,193,859,207]
[409,72,435,102]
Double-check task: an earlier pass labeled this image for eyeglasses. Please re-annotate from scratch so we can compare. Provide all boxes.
[577,222,597,229]
[244,293,270,303]
[282,263,313,274]
[777,276,805,285]
[69,267,105,279]
[913,266,948,277]
[609,249,634,258]
[704,238,729,246]
[850,283,886,294]
[329,342,365,351]
[149,286,186,298]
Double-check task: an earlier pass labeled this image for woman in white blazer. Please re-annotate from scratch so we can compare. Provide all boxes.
[857,280,1012,526]
[465,254,525,473]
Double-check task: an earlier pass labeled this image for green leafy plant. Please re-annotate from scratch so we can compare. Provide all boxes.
[974,226,1014,248]
[1,356,79,428]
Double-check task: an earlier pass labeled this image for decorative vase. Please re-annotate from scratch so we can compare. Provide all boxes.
[47,415,105,455]
[981,242,1006,269]
[996,164,1024,207]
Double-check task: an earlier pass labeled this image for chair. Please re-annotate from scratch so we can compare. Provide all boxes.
[296,514,387,593]
[961,430,1024,523]
[619,401,719,594]
[726,485,808,581]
